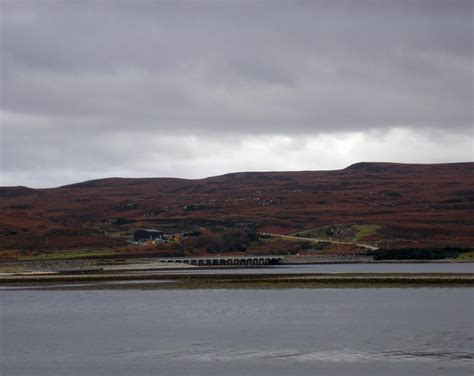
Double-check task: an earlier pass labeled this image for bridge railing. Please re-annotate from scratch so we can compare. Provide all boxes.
[157,256,284,265]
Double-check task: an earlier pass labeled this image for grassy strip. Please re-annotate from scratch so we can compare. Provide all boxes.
[18,249,119,261]
[11,281,474,290]
[457,251,474,261]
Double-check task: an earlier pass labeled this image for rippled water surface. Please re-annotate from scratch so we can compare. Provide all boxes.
[1,288,473,375]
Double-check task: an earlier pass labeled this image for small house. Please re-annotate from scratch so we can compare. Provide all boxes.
[133,229,164,243]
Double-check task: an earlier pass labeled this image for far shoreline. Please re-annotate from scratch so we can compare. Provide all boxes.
[1,269,473,290]
[0,256,473,275]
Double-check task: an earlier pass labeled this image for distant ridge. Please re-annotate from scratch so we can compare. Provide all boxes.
[2,162,471,191]
[1,162,473,255]
[44,161,474,190]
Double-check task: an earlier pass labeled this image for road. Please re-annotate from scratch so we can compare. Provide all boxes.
[258,232,379,251]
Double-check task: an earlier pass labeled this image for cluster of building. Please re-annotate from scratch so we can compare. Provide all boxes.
[132,228,201,245]
[133,229,165,244]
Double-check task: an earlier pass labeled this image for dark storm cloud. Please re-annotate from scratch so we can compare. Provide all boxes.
[0,0,472,187]
[2,0,472,131]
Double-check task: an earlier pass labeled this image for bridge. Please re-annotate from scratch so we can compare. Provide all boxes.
[158,256,284,266]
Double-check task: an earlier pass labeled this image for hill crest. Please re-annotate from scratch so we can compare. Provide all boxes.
[1,162,472,258]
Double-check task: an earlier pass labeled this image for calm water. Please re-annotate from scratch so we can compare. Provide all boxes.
[1,288,473,376]
[156,263,474,274]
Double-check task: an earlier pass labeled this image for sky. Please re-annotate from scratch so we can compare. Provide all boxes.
[0,0,473,188]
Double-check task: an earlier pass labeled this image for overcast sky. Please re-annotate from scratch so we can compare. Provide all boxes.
[1,0,472,187]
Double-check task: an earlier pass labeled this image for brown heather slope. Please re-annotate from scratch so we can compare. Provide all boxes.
[0,162,473,257]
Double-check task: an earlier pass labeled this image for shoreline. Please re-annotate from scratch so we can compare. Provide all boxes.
[1,271,473,289]
[1,256,472,289]
[1,256,472,271]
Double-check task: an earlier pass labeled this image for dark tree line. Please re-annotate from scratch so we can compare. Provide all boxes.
[368,247,472,260]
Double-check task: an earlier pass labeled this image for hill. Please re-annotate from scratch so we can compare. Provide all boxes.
[1,162,473,260]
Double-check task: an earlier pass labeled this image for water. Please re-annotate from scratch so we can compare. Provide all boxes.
[154,263,474,275]
[1,288,473,375]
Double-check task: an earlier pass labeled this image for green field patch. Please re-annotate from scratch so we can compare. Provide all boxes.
[353,224,382,241]
[457,251,474,261]
[293,223,381,241]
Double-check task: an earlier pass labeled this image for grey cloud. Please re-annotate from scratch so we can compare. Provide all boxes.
[2,1,472,131]
[0,1,472,187]
[1,126,471,188]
